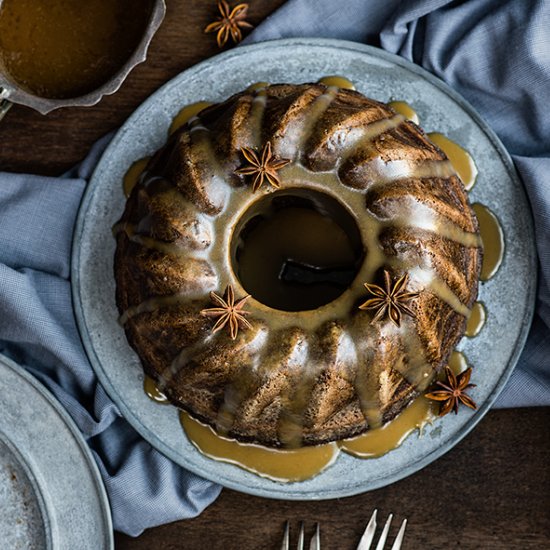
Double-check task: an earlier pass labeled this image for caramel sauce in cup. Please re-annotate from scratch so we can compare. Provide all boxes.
[0,0,165,118]
[0,0,155,99]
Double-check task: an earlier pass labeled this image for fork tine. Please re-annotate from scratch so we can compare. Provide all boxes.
[356,509,378,550]
[375,514,393,550]
[281,521,290,550]
[390,519,407,550]
[297,522,305,550]
[309,523,321,550]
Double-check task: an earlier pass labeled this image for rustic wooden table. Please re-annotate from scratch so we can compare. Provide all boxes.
[1,1,548,548]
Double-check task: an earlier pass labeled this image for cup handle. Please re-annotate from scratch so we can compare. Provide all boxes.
[0,87,13,121]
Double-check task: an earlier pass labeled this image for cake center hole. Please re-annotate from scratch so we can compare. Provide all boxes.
[231,190,364,312]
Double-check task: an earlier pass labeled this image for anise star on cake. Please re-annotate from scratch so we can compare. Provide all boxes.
[359,271,420,327]
[201,285,252,340]
[235,142,291,192]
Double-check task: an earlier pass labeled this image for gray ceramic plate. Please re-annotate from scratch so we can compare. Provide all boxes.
[72,39,536,500]
[0,354,113,549]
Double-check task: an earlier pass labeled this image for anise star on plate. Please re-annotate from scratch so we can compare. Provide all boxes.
[235,142,291,192]
[359,270,420,327]
[204,0,253,48]
[200,285,252,340]
[425,366,478,417]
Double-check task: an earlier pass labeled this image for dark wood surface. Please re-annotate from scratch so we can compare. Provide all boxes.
[1,1,548,548]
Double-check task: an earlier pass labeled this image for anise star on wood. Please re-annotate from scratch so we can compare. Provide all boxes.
[200,285,252,340]
[359,270,420,327]
[204,1,253,48]
[425,366,478,417]
[235,142,291,192]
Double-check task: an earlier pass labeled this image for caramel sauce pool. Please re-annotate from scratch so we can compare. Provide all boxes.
[466,302,486,337]
[247,81,270,92]
[388,101,420,125]
[473,203,505,280]
[428,132,478,191]
[145,384,434,482]
[169,101,213,135]
[318,75,355,90]
[123,157,151,198]
[235,205,359,311]
[342,397,435,458]
[143,376,169,404]
[0,0,153,99]
[448,351,468,376]
[180,411,339,482]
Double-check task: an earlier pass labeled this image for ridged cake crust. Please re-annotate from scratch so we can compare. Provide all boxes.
[114,83,482,447]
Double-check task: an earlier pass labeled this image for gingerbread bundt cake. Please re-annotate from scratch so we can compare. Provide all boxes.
[114,83,482,447]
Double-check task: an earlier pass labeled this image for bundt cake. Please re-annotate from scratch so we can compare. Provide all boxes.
[113,82,482,447]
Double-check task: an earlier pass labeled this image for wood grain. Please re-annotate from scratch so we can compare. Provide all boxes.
[1,1,548,548]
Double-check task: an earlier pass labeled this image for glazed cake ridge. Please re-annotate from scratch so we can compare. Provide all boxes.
[113,82,482,447]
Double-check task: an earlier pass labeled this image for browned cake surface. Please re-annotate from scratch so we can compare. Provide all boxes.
[114,83,482,447]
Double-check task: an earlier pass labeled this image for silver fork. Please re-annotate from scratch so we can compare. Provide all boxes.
[280,522,320,550]
[280,512,406,550]
[356,509,407,550]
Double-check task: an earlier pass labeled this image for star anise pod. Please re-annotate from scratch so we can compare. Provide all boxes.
[359,270,419,327]
[200,285,252,340]
[204,1,253,48]
[235,142,291,192]
[425,366,477,417]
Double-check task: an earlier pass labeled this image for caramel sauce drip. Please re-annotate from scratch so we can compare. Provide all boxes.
[118,293,189,326]
[338,114,406,164]
[447,350,468,376]
[123,157,151,198]
[318,75,356,90]
[466,302,486,337]
[278,86,339,159]
[144,376,169,404]
[248,88,268,147]
[0,0,153,99]
[342,396,435,458]
[169,101,213,135]
[388,100,420,125]
[428,133,478,191]
[472,203,504,281]
[247,81,270,92]
[113,222,188,259]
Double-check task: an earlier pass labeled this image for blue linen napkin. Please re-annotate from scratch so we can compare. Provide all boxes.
[1,0,548,538]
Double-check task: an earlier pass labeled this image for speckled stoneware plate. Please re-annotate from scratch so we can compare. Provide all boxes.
[0,354,113,549]
[72,39,536,499]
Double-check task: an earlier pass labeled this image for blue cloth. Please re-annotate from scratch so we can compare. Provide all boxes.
[0,0,548,538]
